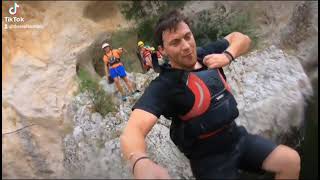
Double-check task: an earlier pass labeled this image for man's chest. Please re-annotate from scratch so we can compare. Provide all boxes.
[165,69,227,118]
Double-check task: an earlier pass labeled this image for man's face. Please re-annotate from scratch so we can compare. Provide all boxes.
[159,21,197,70]
[104,46,110,53]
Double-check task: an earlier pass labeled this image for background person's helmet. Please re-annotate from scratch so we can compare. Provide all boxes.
[137,41,144,47]
[102,43,110,49]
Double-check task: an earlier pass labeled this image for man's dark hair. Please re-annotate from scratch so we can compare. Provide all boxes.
[154,10,190,47]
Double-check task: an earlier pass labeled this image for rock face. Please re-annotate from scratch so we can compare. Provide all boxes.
[64,71,193,178]
[2,1,131,120]
[279,1,318,82]
[225,46,312,141]
[2,1,317,179]
[2,1,132,178]
[63,103,193,179]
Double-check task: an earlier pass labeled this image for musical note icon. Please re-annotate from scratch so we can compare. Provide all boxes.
[9,2,20,15]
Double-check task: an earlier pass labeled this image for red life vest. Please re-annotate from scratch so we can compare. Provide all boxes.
[169,69,239,157]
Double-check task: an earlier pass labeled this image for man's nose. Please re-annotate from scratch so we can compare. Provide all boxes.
[181,39,191,51]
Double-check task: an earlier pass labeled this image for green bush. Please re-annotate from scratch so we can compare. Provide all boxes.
[136,17,158,46]
[120,1,146,22]
[77,69,116,116]
[191,10,258,48]
[120,1,187,22]
[218,11,258,47]
[120,2,259,49]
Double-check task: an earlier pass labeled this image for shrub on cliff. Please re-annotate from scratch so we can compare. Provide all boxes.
[77,69,116,116]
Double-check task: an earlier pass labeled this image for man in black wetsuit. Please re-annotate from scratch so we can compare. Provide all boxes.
[120,10,301,179]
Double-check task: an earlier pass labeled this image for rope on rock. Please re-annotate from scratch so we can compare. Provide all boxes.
[2,123,39,137]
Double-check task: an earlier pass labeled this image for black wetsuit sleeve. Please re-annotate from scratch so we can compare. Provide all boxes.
[132,78,170,118]
[197,38,230,59]
[197,38,230,80]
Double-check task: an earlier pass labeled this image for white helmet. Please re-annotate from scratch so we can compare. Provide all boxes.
[102,43,110,49]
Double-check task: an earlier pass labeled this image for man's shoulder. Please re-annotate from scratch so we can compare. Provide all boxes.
[149,74,171,87]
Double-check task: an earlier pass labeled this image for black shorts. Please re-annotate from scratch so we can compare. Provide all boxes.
[189,126,277,179]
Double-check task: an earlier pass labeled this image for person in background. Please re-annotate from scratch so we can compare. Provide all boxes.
[137,41,153,71]
[102,42,135,101]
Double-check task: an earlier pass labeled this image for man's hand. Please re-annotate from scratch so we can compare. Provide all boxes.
[120,47,128,53]
[133,158,171,179]
[120,109,160,179]
[203,53,230,69]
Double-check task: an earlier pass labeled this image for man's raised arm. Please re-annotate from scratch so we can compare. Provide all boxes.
[120,109,171,179]
[224,32,251,60]
[203,32,251,68]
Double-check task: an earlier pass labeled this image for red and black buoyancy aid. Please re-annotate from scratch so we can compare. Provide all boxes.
[150,52,239,156]
[169,68,239,156]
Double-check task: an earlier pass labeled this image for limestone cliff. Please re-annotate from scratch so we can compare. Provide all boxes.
[2,1,132,178]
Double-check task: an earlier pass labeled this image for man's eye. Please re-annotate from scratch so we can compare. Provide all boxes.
[185,33,192,40]
[171,40,179,46]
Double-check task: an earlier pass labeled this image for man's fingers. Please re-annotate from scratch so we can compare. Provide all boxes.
[208,63,217,69]
[203,54,211,62]
[204,53,230,69]
[203,54,212,62]
[203,54,218,65]
[208,61,223,69]
[203,55,209,62]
